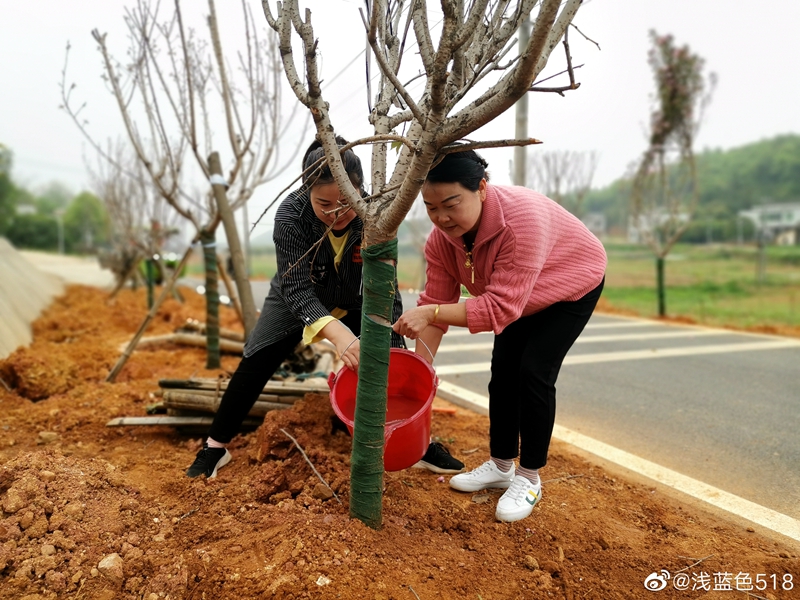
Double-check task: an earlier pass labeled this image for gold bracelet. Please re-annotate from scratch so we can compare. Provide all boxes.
[433,304,440,324]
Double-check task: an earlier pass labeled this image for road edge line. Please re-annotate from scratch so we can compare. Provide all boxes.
[436,380,800,543]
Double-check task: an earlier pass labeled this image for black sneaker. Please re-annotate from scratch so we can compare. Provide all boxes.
[186,444,232,478]
[413,442,465,474]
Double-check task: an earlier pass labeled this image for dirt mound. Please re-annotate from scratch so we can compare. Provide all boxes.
[0,285,797,599]
[0,450,155,597]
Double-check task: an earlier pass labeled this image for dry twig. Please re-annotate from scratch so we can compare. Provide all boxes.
[674,554,715,573]
[571,23,601,50]
[175,508,198,523]
[280,428,342,504]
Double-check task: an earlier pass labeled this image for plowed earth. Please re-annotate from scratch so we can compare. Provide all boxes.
[0,286,797,600]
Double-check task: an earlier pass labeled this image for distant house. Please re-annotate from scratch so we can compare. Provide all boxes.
[739,203,800,246]
[627,210,690,244]
[15,203,36,216]
[581,212,606,239]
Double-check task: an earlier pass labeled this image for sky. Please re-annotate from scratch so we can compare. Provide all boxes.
[2,0,799,242]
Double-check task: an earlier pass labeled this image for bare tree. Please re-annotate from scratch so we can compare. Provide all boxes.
[630,31,715,316]
[527,149,598,217]
[90,143,182,300]
[262,0,586,528]
[62,0,306,368]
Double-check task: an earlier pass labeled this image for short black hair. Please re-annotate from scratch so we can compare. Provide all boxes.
[425,148,490,192]
[302,135,364,190]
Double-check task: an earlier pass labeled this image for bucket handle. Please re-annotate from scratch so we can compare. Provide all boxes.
[338,335,436,366]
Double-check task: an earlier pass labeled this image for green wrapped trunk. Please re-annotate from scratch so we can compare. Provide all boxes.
[199,229,221,369]
[656,256,666,317]
[349,238,398,528]
[145,259,155,309]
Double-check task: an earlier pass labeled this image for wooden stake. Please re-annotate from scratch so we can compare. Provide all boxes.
[106,243,195,382]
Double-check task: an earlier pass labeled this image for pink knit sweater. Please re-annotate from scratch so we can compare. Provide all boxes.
[419,184,607,334]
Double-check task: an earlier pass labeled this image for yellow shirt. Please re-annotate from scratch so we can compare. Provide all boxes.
[302,231,351,345]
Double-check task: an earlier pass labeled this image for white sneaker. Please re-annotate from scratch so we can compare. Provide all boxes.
[495,475,542,522]
[449,460,515,492]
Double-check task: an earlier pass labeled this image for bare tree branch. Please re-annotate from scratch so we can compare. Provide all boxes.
[571,22,601,51]
[362,3,424,124]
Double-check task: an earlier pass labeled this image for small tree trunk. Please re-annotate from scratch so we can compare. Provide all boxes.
[208,152,258,337]
[216,254,245,328]
[350,238,398,529]
[107,258,140,301]
[145,259,155,309]
[756,235,767,285]
[106,244,194,382]
[200,229,221,369]
[656,256,666,317]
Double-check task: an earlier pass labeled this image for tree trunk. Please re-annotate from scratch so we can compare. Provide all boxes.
[656,256,666,317]
[349,238,397,528]
[145,259,155,309]
[208,151,258,337]
[200,229,221,369]
[756,235,767,285]
[106,244,194,382]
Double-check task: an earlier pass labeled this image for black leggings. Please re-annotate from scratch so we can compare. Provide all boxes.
[487,278,604,469]
[207,311,364,444]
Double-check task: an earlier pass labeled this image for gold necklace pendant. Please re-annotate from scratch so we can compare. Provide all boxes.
[463,245,475,284]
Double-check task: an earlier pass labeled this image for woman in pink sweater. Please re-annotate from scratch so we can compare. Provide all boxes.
[393,150,606,522]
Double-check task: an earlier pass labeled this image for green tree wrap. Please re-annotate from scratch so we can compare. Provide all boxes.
[656,256,666,316]
[200,229,221,369]
[349,238,398,528]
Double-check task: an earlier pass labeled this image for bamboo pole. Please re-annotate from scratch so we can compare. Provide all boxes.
[179,319,245,342]
[106,243,195,382]
[120,333,244,354]
[161,388,302,406]
[161,391,291,417]
[157,377,330,395]
[172,332,243,353]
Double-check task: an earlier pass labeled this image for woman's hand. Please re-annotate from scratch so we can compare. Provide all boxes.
[392,305,437,340]
[335,336,360,372]
[321,320,360,371]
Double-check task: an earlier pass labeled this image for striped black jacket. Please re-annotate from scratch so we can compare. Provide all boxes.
[244,188,404,357]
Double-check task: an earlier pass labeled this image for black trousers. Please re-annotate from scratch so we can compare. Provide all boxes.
[487,278,604,469]
[207,311,364,444]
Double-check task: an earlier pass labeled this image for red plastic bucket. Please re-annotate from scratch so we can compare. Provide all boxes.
[327,348,438,471]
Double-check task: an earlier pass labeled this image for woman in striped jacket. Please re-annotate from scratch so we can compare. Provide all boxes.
[186,137,464,478]
[393,150,607,522]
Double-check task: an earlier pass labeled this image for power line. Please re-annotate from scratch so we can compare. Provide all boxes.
[325,49,366,87]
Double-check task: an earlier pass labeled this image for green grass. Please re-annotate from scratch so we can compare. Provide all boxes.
[601,240,800,331]
[186,240,800,333]
[185,248,427,289]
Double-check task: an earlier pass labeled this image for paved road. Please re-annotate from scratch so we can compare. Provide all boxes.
[202,281,800,521]
[430,312,800,521]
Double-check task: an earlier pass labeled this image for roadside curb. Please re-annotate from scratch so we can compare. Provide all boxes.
[0,238,64,359]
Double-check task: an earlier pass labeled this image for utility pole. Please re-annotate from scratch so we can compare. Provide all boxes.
[513,17,531,187]
[55,209,65,254]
